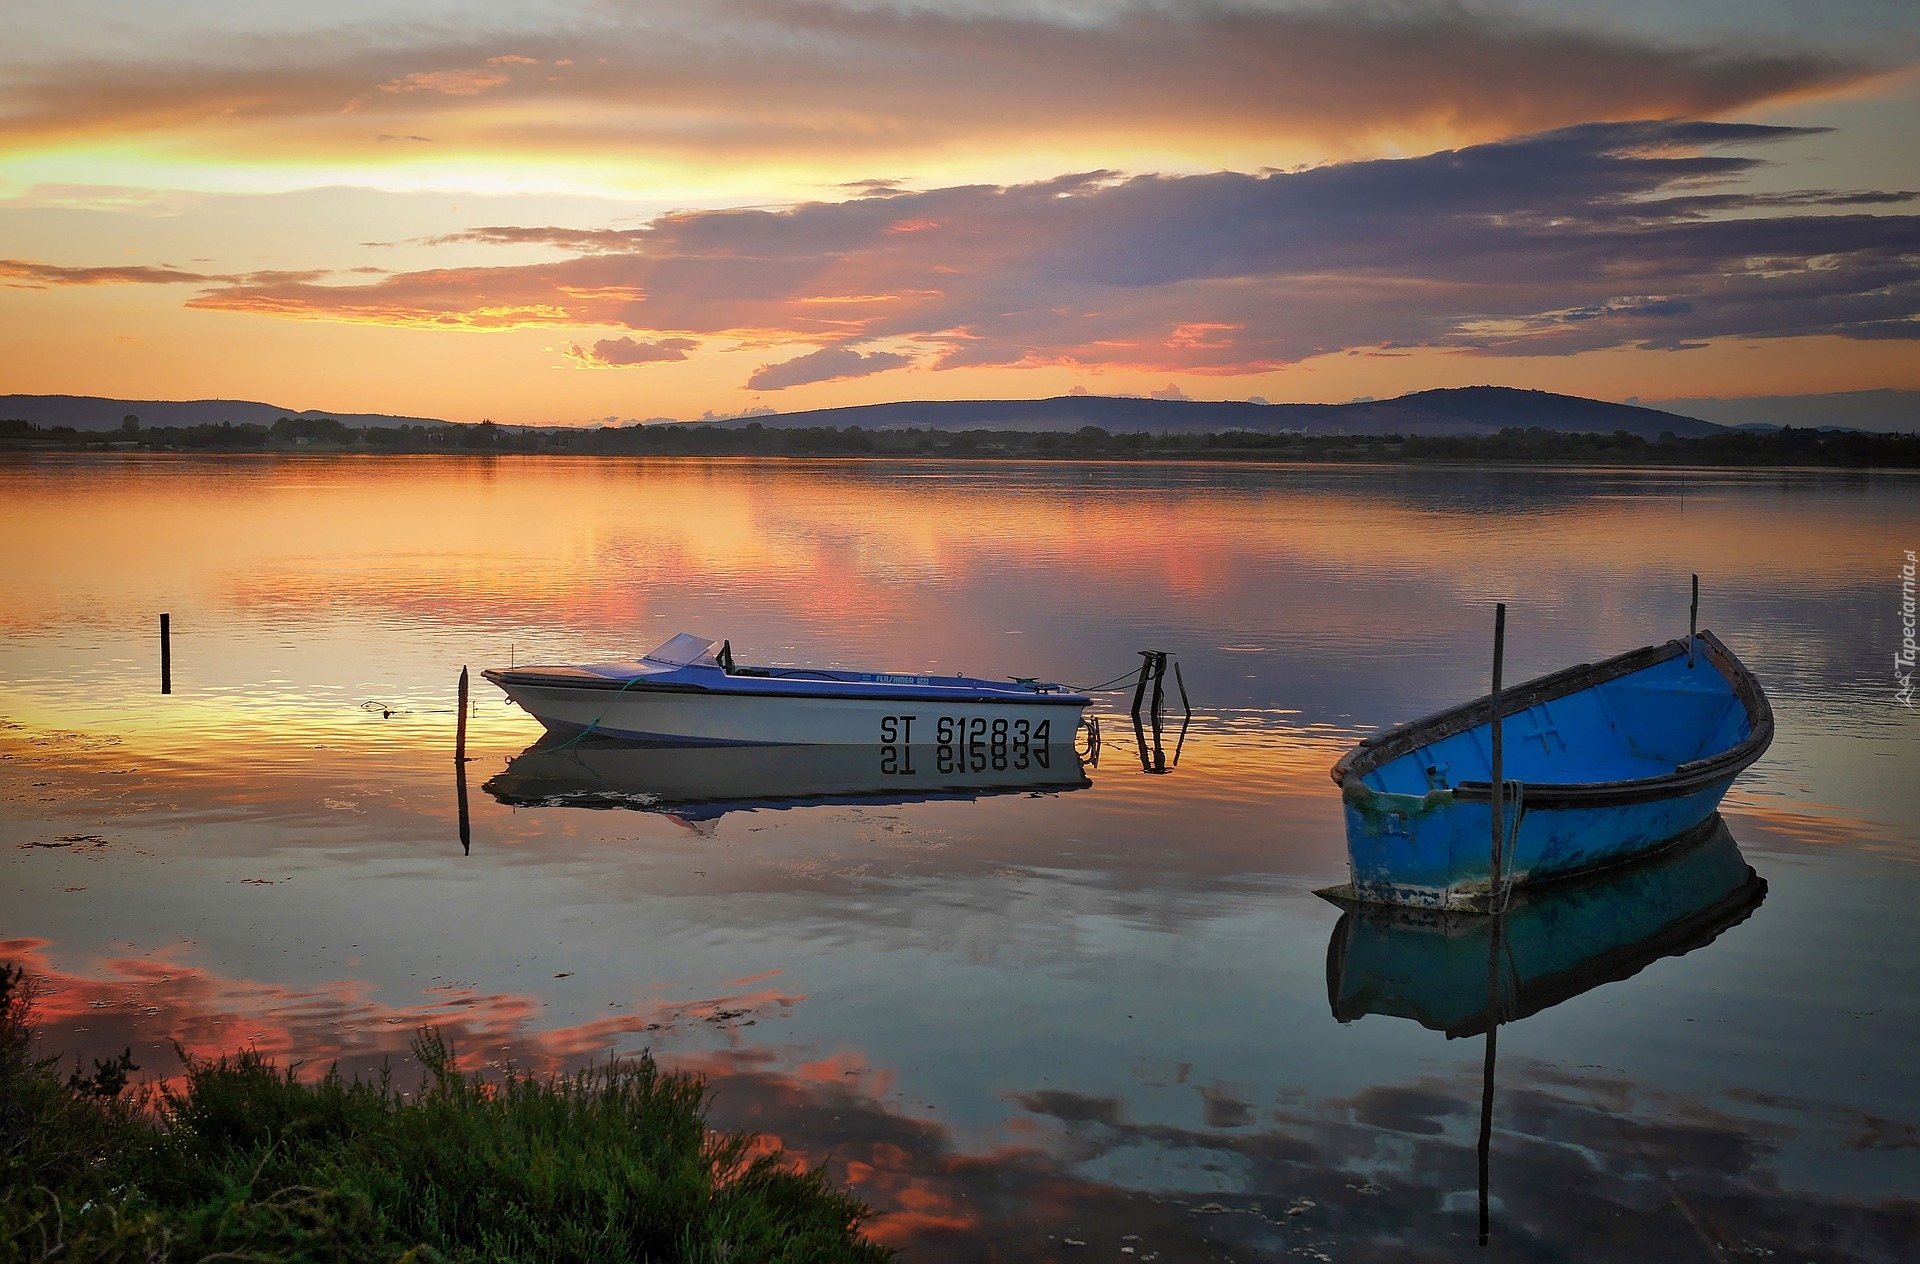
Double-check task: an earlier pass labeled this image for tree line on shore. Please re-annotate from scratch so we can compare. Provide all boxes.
[3,413,1915,466]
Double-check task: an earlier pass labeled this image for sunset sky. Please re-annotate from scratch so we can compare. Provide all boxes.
[2,0,1916,425]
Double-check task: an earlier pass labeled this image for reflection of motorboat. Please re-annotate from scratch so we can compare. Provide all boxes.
[1328,630,1773,910]
[483,735,1090,821]
[1325,817,1766,1037]
[1322,816,1766,1245]
[484,633,1089,746]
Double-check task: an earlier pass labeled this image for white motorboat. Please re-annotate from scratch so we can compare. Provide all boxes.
[484,633,1090,746]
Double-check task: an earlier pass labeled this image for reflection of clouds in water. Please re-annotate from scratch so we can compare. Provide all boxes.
[3,937,803,1086]
[10,940,1916,1260]
[692,1055,1916,1260]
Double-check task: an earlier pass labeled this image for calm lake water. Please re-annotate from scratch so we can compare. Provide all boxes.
[3,454,1916,1260]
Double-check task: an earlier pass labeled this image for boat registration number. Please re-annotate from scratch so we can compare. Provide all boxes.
[878,715,1051,745]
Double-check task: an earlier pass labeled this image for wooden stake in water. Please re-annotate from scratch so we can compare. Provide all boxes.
[1130,651,1154,719]
[1689,573,1699,669]
[455,665,469,765]
[1489,604,1506,906]
[160,613,171,695]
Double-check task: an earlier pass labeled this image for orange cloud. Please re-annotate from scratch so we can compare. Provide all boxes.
[377,68,513,97]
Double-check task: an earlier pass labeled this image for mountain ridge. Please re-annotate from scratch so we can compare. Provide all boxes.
[3,386,1726,439]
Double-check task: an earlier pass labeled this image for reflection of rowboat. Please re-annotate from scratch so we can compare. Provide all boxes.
[485,633,1089,747]
[1325,816,1765,1037]
[1323,816,1766,1245]
[1327,630,1773,911]
[483,735,1090,821]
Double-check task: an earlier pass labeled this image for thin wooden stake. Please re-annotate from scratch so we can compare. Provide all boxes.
[1173,659,1192,720]
[1129,652,1154,719]
[159,613,171,695]
[456,666,470,765]
[1489,604,1506,905]
[1689,573,1699,669]
[1149,652,1167,725]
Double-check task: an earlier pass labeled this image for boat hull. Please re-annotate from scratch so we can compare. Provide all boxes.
[1338,774,1739,911]
[490,676,1087,747]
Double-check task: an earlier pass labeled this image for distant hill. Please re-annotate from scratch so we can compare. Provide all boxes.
[1646,389,1918,434]
[3,385,1724,439]
[726,386,1724,439]
[0,394,449,432]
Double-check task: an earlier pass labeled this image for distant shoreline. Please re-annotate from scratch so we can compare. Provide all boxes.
[3,418,1914,468]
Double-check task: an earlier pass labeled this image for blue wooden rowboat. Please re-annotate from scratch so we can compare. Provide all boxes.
[1323,630,1773,911]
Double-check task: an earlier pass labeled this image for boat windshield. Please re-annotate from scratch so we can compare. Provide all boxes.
[641,633,723,668]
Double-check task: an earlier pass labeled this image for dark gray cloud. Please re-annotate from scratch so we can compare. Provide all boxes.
[1,259,220,286]
[0,259,328,289]
[0,3,1876,169]
[747,345,916,390]
[168,119,1920,374]
[567,335,699,367]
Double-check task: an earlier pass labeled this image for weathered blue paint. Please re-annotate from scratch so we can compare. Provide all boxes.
[1329,631,1773,910]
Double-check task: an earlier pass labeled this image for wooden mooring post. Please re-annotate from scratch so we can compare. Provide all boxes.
[1489,604,1506,904]
[455,665,470,764]
[1129,651,1155,718]
[1689,573,1699,669]
[160,613,171,695]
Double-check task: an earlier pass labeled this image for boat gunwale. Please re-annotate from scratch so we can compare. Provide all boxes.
[480,666,1092,707]
[1328,629,1774,809]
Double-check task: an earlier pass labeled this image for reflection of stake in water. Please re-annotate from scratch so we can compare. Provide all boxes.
[1322,818,1767,1246]
[455,665,473,854]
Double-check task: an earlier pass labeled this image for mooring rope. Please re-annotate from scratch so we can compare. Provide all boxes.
[1494,780,1525,914]
[1068,666,1159,694]
[545,673,652,753]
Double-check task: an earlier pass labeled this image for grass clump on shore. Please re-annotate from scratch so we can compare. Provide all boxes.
[0,964,890,1262]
